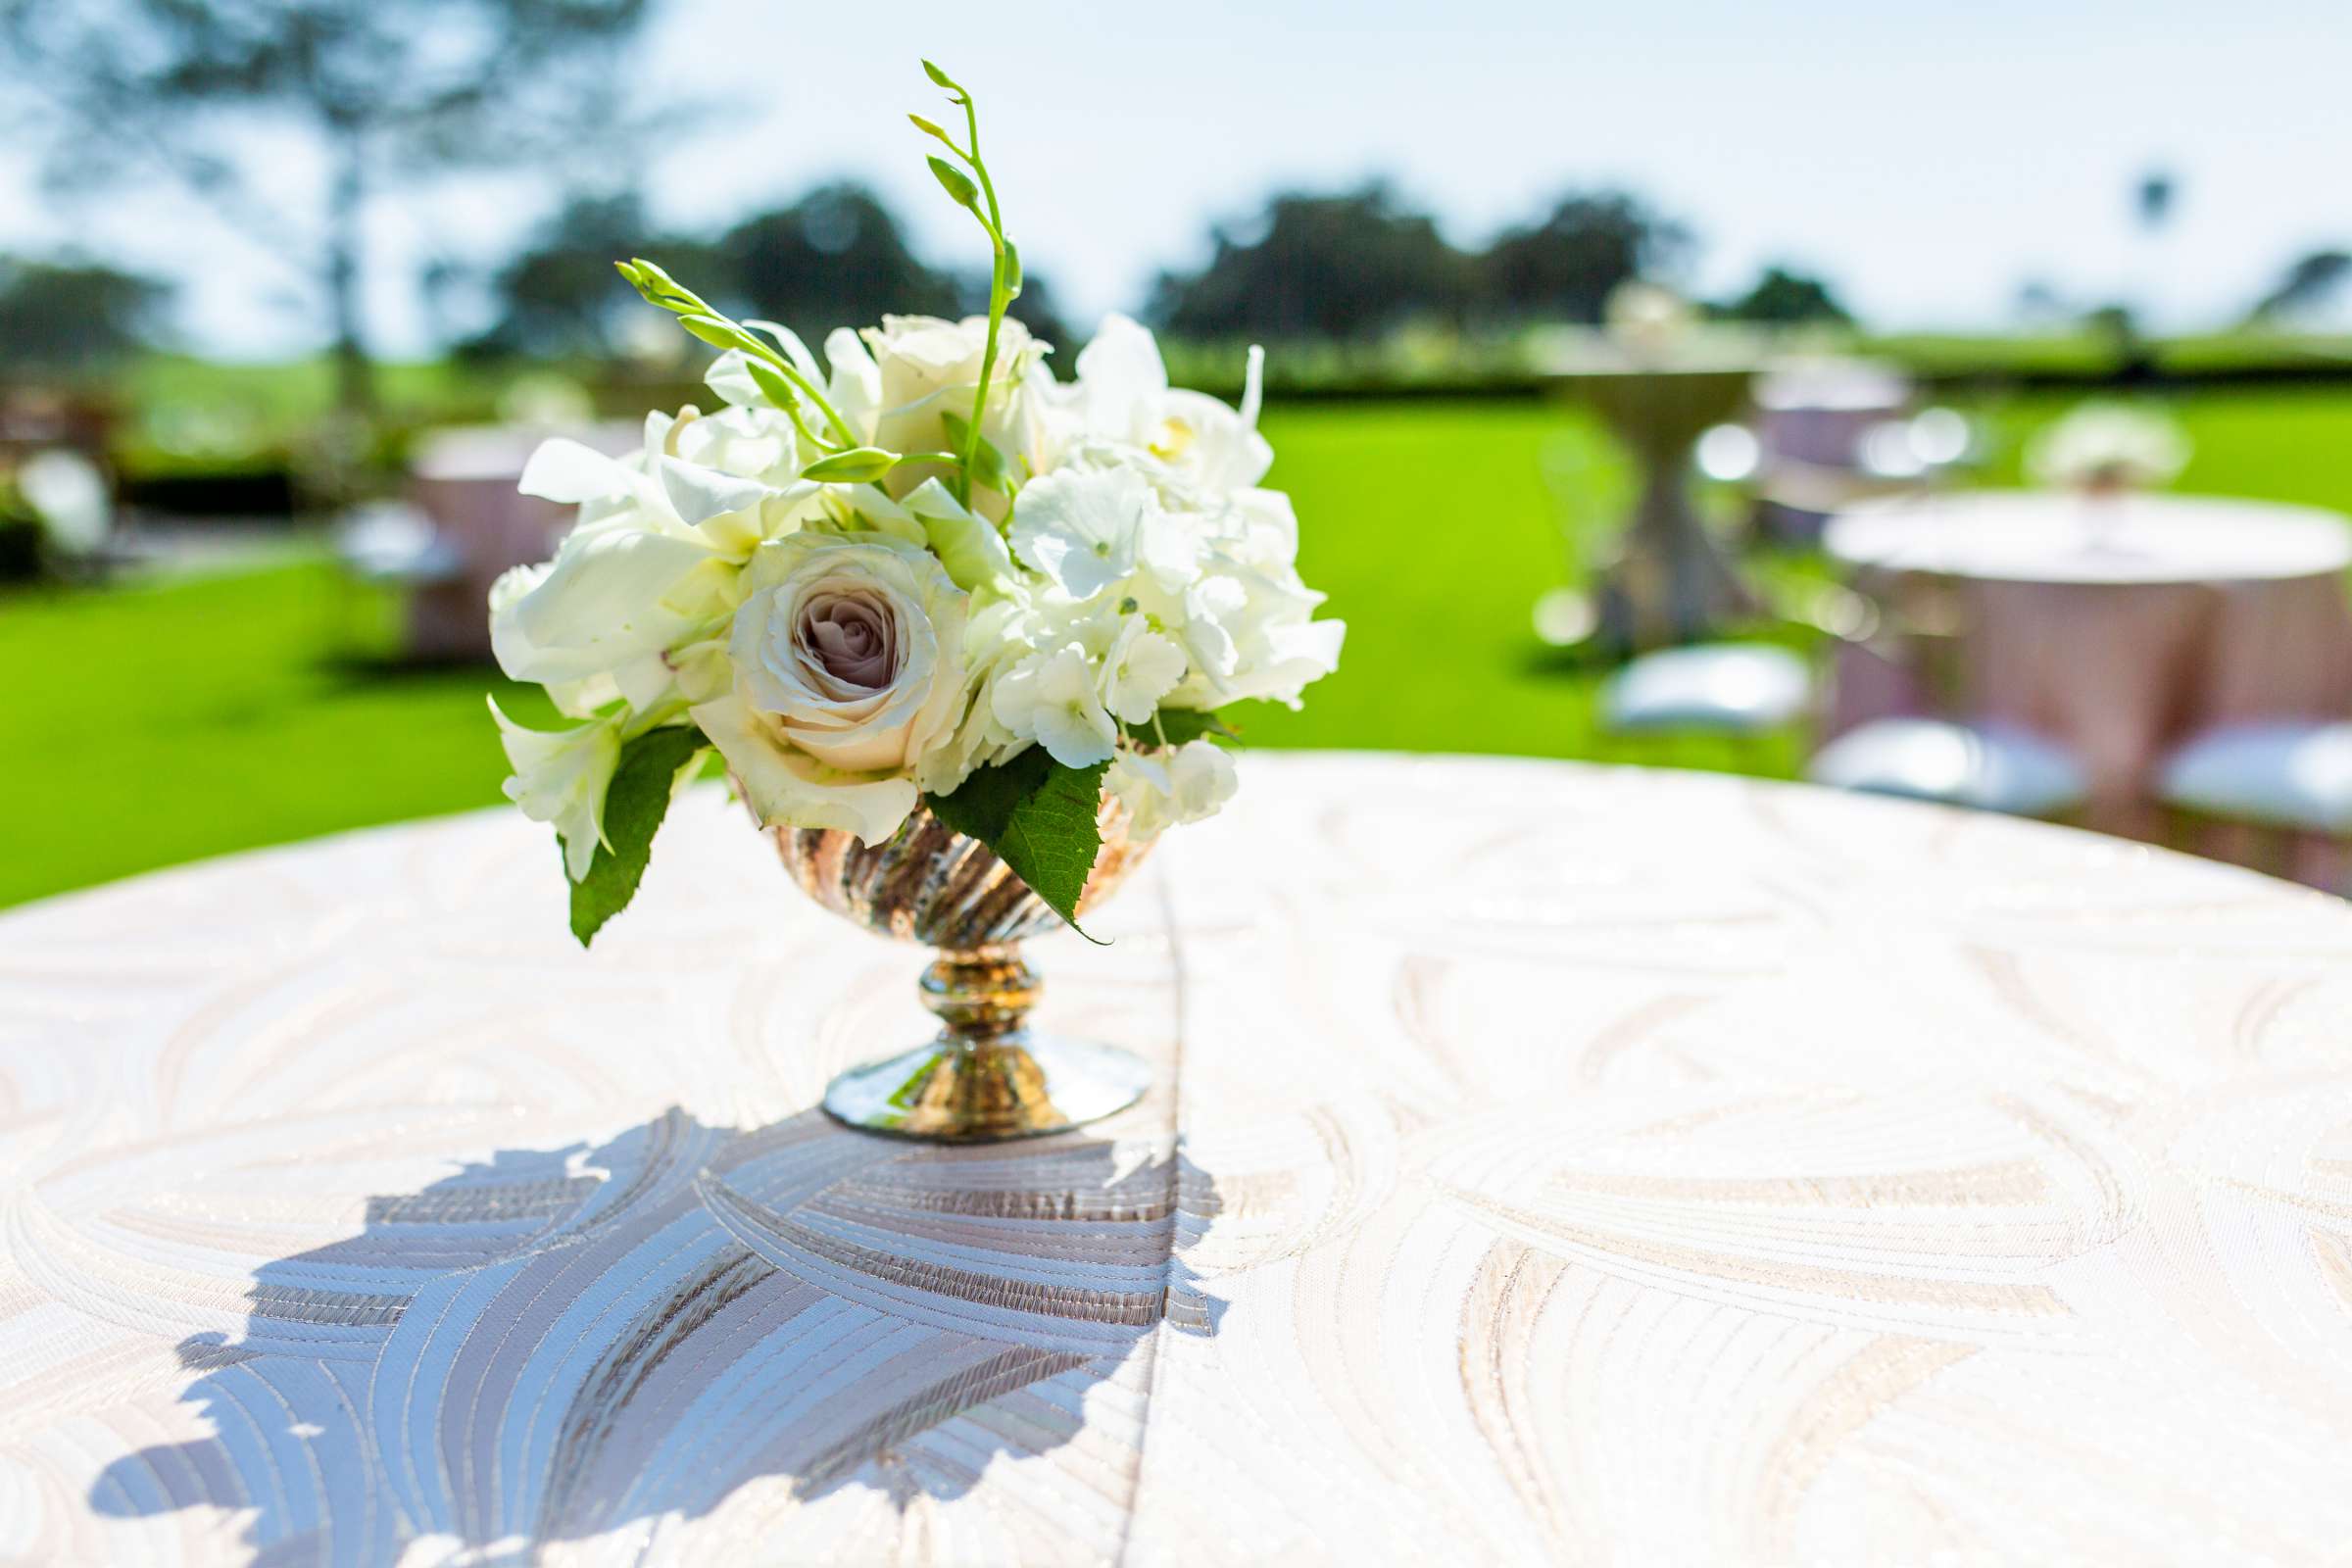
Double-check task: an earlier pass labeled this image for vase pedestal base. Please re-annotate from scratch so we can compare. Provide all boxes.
[820,948,1149,1142]
[821,1033,1151,1142]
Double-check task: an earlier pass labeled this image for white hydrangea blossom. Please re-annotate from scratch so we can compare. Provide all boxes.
[1108,740,1239,837]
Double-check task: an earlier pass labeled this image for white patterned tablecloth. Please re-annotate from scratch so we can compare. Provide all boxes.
[6,754,2352,1566]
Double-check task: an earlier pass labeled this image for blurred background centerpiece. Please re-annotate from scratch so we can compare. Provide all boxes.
[5,0,2352,906]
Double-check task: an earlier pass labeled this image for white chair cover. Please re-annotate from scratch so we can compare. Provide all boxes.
[2156,722,2352,834]
[1600,643,1812,735]
[1809,717,2088,817]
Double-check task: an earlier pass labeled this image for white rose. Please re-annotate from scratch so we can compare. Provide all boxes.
[489,524,737,693]
[690,532,971,843]
[520,405,814,552]
[491,405,827,705]
[860,314,1045,506]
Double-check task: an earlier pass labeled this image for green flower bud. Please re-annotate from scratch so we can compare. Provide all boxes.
[802,447,900,483]
[927,156,979,210]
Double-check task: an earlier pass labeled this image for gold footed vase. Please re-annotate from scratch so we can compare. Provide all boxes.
[770,792,1155,1143]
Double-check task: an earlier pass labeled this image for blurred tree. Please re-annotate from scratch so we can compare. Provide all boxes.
[1714,265,1852,325]
[466,193,717,362]
[1148,183,1470,340]
[2082,302,2139,338]
[471,182,1086,368]
[2082,301,2155,383]
[2248,249,2352,323]
[2122,167,2178,379]
[0,0,660,416]
[2013,277,2072,327]
[0,256,172,367]
[1481,190,1691,324]
[719,184,961,344]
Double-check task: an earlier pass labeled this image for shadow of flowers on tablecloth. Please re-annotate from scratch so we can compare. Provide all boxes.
[91,1105,1222,1561]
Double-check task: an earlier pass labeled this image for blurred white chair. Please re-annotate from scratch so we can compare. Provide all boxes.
[2156,723,2352,834]
[17,448,113,559]
[334,500,462,587]
[1600,643,1812,736]
[1809,718,2088,818]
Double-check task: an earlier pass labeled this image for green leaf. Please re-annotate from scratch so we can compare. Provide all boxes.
[568,725,708,948]
[938,410,1009,495]
[927,155,980,210]
[926,745,1044,843]
[1003,239,1023,298]
[967,434,1008,493]
[1122,706,1238,747]
[925,750,1110,939]
[803,447,900,483]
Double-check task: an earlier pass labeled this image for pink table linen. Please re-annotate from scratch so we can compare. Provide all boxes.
[8,755,2352,1564]
[1826,491,2352,834]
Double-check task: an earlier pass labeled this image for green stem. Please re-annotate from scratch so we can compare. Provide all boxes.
[754,349,861,451]
[954,92,1012,509]
[767,387,825,456]
[960,273,1006,508]
[625,261,862,452]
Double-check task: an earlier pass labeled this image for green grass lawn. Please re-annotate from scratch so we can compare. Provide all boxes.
[6,388,2350,908]
[0,567,570,906]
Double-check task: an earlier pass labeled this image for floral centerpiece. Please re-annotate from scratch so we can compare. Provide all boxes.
[2027,401,2189,495]
[485,60,1342,1086]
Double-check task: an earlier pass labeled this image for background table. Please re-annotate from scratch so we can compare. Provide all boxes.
[1826,491,2352,831]
[7,755,2352,1564]
[403,422,639,662]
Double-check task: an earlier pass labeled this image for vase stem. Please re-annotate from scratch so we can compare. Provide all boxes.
[919,948,1041,1045]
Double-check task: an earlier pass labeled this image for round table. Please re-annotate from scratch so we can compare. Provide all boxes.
[1825,491,2352,833]
[8,755,2352,1565]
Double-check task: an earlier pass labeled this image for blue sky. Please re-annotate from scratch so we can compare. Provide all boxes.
[3,0,2344,356]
